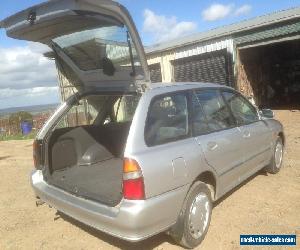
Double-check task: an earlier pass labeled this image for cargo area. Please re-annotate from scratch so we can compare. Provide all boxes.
[237,39,300,109]
[45,94,139,206]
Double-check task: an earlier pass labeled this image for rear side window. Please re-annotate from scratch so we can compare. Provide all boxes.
[55,94,139,129]
[145,93,189,146]
[56,96,104,128]
[112,95,140,123]
[222,91,259,125]
[194,89,235,132]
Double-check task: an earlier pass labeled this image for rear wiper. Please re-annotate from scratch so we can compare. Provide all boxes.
[126,31,136,77]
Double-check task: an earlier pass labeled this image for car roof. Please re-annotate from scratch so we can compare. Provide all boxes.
[148,82,233,93]
[79,82,234,97]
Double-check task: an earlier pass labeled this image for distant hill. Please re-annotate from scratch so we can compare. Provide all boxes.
[0,103,59,118]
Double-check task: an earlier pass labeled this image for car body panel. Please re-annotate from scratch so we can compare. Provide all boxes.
[31,170,189,242]
[133,137,199,198]
[237,121,273,176]
[195,127,245,196]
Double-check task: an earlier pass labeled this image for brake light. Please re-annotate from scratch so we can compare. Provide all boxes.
[123,158,145,200]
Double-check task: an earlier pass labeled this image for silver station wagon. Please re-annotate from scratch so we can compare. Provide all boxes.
[1,0,285,248]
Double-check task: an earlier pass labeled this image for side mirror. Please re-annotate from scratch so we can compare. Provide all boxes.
[260,109,274,119]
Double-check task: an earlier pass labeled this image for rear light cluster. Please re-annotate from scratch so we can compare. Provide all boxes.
[122,158,145,200]
[33,140,42,170]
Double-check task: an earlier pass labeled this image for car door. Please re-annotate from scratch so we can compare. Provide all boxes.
[192,89,244,195]
[221,90,272,179]
[141,91,198,196]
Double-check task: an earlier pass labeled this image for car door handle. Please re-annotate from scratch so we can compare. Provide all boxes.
[207,141,218,151]
[243,131,251,138]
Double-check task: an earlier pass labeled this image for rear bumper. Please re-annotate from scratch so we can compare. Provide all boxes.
[31,170,188,242]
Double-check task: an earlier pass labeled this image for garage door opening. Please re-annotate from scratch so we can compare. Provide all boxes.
[149,63,162,83]
[172,49,234,86]
[237,39,300,109]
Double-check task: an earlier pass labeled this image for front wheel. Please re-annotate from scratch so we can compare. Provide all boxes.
[170,182,212,249]
[265,136,284,174]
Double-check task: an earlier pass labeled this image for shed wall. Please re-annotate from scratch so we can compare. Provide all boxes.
[146,38,234,85]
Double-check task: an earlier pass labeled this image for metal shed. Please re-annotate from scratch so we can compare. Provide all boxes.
[145,7,300,109]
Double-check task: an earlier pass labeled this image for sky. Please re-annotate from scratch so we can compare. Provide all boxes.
[0,0,299,109]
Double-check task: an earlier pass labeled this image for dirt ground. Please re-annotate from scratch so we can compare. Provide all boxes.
[0,110,299,250]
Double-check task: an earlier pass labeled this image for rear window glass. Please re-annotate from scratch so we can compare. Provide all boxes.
[145,93,189,146]
[53,26,142,72]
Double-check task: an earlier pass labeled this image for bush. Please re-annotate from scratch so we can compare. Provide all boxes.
[8,111,33,134]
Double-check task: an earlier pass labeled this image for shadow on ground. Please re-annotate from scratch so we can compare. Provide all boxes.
[0,156,11,161]
[57,212,175,250]
[55,169,269,249]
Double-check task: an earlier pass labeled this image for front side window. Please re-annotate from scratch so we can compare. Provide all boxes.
[222,91,259,125]
[194,89,235,132]
[145,93,189,146]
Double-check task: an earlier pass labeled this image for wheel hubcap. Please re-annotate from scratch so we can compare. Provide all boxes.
[188,192,210,239]
[275,142,283,168]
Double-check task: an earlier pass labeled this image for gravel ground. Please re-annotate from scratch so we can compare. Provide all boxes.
[0,110,299,250]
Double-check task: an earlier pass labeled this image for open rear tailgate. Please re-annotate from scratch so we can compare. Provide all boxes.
[0,0,150,91]
[1,0,136,44]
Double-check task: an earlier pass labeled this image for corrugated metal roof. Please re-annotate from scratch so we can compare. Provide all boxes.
[145,7,300,54]
[235,21,300,45]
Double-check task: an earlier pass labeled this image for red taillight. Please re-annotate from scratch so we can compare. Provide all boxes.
[122,158,145,200]
[33,140,42,170]
[123,177,145,200]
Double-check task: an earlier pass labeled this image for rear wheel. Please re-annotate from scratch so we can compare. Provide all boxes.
[170,182,212,249]
[266,136,284,174]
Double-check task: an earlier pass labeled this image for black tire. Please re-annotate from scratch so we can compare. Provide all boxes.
[169,181,212,249]
[265,136,284,174]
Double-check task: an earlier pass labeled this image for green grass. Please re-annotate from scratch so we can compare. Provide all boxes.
[0,131,37,141]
